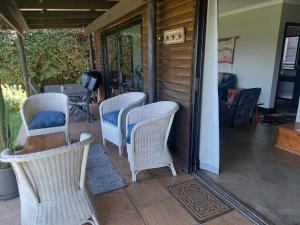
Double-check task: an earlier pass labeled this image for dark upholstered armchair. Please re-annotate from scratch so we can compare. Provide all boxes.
[220,88,261,127]
[218,73,238,102]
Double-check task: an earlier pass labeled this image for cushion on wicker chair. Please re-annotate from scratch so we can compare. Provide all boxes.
[126,124,136,144]
[29,111,66,130]
[102,110,120,126]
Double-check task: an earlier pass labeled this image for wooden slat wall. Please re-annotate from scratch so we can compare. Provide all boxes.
[94,0,196,171]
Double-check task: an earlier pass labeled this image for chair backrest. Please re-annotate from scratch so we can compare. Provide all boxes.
[235,88,261,120]
[21,93,69,126]
[0,133,93,204]
[107,92,146,109]
[127,101,179,156]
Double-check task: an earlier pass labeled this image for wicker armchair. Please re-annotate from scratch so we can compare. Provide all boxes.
[21,93,70,144]
[99,92,146,156]
[126,101,179,182]
[0,133,99,225]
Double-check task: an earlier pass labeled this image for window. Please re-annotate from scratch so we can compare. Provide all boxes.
[282,36,299,70]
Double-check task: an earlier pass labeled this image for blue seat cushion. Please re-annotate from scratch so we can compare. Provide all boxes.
[102,110,120,126]
[29,111,66,130]
[126,123,136,144]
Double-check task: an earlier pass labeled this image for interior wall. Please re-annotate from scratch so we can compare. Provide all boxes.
[219,4,282,108]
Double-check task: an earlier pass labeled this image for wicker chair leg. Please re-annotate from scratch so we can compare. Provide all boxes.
[92,214,100,225]
[118,145,123,156]
[168,163,177,176]
[131,170,138,182]
[65,129,71,145]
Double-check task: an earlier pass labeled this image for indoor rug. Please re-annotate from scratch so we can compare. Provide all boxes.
[87,144,127,195]
[168,179,232,223]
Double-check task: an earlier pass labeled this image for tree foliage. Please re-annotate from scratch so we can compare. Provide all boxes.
[0,29,89,87]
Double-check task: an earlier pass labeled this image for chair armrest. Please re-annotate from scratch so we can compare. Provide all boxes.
[79,132,94,145]
[99,98,121,117]
[0,149,14,163]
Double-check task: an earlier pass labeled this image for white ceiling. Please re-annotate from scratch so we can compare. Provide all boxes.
[219,0,277,13]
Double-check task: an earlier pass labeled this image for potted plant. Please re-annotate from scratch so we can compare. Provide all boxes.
[0,84,18,199]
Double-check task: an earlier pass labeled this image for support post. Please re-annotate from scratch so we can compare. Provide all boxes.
[147,0,157,103]
[88,33,95,70]
[16,34,30,97]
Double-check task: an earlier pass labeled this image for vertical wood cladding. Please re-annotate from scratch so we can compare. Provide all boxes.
[94,0,196,171]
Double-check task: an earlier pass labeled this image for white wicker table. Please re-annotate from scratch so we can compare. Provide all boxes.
[45,84,91,122]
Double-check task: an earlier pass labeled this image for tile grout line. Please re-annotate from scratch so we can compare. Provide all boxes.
[124,190,148,225]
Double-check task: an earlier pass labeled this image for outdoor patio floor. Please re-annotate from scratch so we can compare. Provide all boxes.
[0,119,254,225]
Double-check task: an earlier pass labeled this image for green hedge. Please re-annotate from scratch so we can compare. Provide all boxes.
[0,29,89,87]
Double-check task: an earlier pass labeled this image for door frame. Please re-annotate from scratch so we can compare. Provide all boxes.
[275,22,300,111]
[190,0,208,173]
[101,17,142,99]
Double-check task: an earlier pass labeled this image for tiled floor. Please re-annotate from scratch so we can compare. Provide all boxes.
[1,119,254,225]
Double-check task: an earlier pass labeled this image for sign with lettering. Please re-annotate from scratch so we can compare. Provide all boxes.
[163,28,185,45]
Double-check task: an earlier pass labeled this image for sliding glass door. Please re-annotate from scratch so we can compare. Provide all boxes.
[103,19,143,97]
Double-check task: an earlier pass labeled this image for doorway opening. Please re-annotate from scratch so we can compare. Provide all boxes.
[102,18,143,98]
[192,1,300,225]
[276,23,300,114]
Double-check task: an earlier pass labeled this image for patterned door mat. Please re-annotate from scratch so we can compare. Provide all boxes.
[168,179,232,223]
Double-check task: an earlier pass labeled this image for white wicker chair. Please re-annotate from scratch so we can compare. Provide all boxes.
[0,133,99,225]
[21,93,70,144]
[126,101,179,182]
[99,92,146,155]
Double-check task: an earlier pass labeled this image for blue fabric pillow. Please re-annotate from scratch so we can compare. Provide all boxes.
[102,110,120,126]
[29,111,66,130]
[126,124,136,144]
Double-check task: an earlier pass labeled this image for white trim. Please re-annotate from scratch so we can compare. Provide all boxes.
[219,0,283,18]
[199,163,220,175]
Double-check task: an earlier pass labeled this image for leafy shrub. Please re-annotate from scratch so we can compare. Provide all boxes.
[0,29,89,87]
[1,84,26,113]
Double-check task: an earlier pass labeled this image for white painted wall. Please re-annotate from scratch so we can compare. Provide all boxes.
[199,0,219,174]
[219,4,282,108]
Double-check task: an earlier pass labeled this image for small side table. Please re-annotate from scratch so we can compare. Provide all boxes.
[22,132,66,154]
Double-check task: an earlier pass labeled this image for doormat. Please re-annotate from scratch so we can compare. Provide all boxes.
[168,179,232,223]
[261,114,295,126]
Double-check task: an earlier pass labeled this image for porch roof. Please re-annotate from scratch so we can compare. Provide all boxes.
[0,0,119,37]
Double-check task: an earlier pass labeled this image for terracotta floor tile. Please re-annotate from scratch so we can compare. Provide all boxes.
[138,198,198,225]
[148,166,175,177]
[125,178,170,207]
[157,173,194,188]
[95,189,135,220]
[102,210,145,225]
[202,211,254,225]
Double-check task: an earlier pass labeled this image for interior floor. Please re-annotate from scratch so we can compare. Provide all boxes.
[203,124,300,225]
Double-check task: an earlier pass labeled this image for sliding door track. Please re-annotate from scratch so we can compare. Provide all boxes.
[193,171,274,225]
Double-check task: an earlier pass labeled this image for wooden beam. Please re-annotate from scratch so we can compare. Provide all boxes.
[15,34,30,97]
[29,24,88,29]
[22,10,104,19]
[148,0,157,103]
[26,18,94,25]
[85,0,146,34]
[0,0,28,37]
[15,0,118,10]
